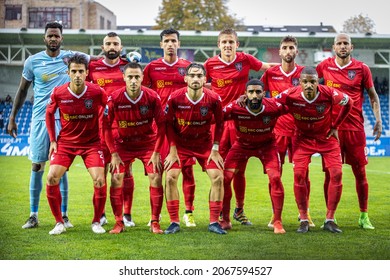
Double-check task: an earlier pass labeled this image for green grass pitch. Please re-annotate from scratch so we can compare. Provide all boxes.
[0,156,389,260]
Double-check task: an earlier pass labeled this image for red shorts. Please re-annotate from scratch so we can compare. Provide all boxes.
[114,144,161,175]
[169,142,218,171]
[292,136,342,170]
[50,145,105,169]
[224,141,281,174]
[338,130,368,166]
[275,134,293,164]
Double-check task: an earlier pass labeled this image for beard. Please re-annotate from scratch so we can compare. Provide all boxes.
[105,51,120,60]
[46,42,61,52]
[247,98,262,110]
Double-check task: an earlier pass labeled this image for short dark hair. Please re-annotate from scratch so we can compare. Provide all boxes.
[280,35,298,47]
[185,63,206,75]
[123,62,143,72]
[246,79,264,89]
[301,66,318,76]
[67,54,88,70]
[106,31,119,37]
[160,28,180,41]
[45,22,63,34]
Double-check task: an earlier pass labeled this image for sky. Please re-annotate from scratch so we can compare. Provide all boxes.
[95,0,390,34]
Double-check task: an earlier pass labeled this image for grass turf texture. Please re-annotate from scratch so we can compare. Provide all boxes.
[0,156,389,260]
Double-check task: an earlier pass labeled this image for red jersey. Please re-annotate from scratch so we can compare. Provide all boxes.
[104,86,165,153]
[223,98,287,147]
[142,57,191,107]
[261,65,304,137]
[165,87,224,148]
[276,84,350,139]
[87,58,127,95]
[316,57,374,131]
[46,81,107,147]
[204,52,263,106]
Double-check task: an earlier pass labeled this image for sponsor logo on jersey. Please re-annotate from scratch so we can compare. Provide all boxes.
[235,62,243,71]
[84,99,93,109]
[118,105,132,109]
[348,70,356,80]
[60,100,74,103]
[97,78,105,87]
[271,76,283,80]
[200,106,208,116]
[140,105,149,115]
[157,80,165,88]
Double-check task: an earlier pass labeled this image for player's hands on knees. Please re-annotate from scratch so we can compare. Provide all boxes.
[110,152,124,174]
[148,152,162,173]
[208,150,224,170]
[49,141,57,159]
[164,151,180,171]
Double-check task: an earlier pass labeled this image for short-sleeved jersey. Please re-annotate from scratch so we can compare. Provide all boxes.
[142,57,191,107]
[316,57,374,131]
[105,86,165,151]
[46,81,107,148]
[261,65,304,137]
[165,87,224,148]
[23,50,89,121]
[223,98,287,147]
[276,84,349,139]
[204,52,263,106]
[87,58,128,95]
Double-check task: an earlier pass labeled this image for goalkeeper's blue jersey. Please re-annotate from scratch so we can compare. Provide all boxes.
[22,50,89,121]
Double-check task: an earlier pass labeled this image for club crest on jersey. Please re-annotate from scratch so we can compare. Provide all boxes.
[348,70,356,80]
[235,62,243,71]
[292,78,300,86]
[178,67,186,76]
[262,116,271,124]
[200,106,208,116]
[140,105,149,115]
[316,104,326,114]
[84,99,93,109]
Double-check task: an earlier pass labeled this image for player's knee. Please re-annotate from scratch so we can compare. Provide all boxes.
[165,172,178,187]
[294,169,307,184]
[32,162,44,172]
[110,173,123,188]
[328,167,342,183]
[94,177,105,188]
[46,173,60,186]
[148,173,162,187]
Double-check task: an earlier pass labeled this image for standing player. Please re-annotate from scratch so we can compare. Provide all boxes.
[221,79,287,234]
[87,31,136,227]
[204,28,274,226]
[164,63,226,235]
[261,36,314,228]
[276,67,353,233]
[45,54,107,235]
[316,33,382,229]
[104,62,165,234]
[7,22,90,229]
[142,28,196,227]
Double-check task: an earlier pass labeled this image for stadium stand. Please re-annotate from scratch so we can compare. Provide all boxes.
[363,92,389,136]
[0,101,32,136]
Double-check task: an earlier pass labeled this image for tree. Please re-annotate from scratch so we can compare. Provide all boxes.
[342,13,376,34]
[153,0,244,31]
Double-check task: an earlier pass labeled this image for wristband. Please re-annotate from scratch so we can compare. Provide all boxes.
[212,144,219,151]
